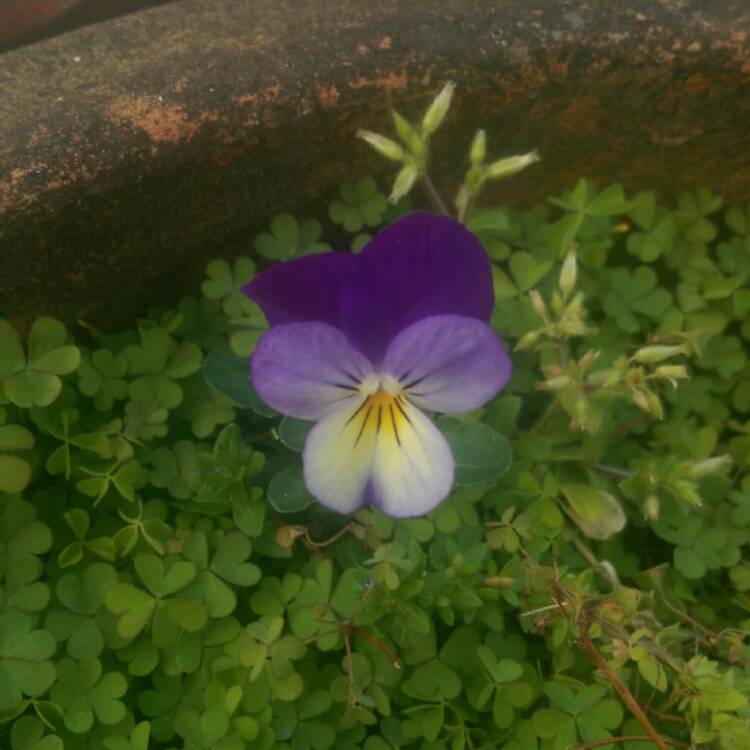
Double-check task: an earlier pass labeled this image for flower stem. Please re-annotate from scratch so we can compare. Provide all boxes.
[578,608,671,750]
[420,173,450,215]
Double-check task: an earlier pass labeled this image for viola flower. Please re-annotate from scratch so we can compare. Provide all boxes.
[244,212,512,518]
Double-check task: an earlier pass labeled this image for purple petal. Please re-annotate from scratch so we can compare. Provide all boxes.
[251,322,373,420]
[381,314,512,413]
[243,252,355,328]
[340,212,494,362]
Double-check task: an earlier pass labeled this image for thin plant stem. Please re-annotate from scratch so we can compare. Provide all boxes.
[591,463,634,480]
[570,533,620,588]
[420,173,449,215]
[578,608,671,750]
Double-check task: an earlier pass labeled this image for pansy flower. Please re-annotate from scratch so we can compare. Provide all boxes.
[244,212,512,518]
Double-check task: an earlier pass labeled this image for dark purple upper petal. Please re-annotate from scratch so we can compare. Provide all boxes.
[339,212,494,362]
[242,252,355,328]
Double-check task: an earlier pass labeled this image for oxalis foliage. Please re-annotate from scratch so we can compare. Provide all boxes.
[1,84,750,750]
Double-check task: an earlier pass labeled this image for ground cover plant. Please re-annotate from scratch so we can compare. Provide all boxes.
[2,84,750,749]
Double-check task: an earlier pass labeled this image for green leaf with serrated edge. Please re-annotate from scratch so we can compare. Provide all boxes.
[440,420,512,485]
[278,416,314,452]
[202,345,275,413]
[267,464,315,513]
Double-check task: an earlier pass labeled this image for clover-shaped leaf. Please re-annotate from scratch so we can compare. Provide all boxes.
[182,530,260,617]
[602,266,672,333]
[677,188,723,244]
[0,612,57,712]
[201,257,256,308]
[1,498,53,612]
[105,554,207,642]
[255,213,330,260]
[10,716,63,750]
[0,423,34,494]
[149,440,202,499]
[0,318,80,408]
[102,721,151,750]
[58,508,117,568]
[57,563,118,616]
[329,177,388,232]
[78,349,129,412]
[626,191,677,262]
[533,682,623,749]
[49,656,127,733]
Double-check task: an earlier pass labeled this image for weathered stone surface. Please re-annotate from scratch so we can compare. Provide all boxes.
[1,0,749,327]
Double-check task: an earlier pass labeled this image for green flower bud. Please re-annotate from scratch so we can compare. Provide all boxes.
[653,364,688,383]
[646,390,664,419]
[485,150,540,180]
[643,494,660,521]
[483,576,515,589]
[356,129,405,161]
[392,111,426,161]
[559,249,577,299]
[686,455,731,478]
[632,344,687,364]
[470,129,486,166]
[516,330,541,350]
[389,163,419,203]
[673,479,702,507]
[421,80,456,135]
[529,290,548,320]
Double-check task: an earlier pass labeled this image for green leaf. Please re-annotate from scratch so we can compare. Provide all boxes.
[441,420,512,485]
[0,455,32,494]
[508,252,553,292]
[278,416,314,452]
[559,482,626,540]
[0,320,25,379]
[10,716,63,750]
[203,345,275,413]
[255,214,329,260]
[267,464,315,513]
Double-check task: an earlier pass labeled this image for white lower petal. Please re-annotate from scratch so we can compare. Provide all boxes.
[370,398,454,518]
[302,391,453,518]
[303,396,376,514]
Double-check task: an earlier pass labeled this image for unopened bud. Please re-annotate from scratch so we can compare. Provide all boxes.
[673,479,702,507]
[573,398,589,430]
[356,130,405,161]
[275,525,306,549]
[559,249,578,299]
[392,111,425,160]
[632,344,687,364]
[632,389,650,413]
[389,164,419,203]
[587,368,622,387]
[643,494,660,520]
[537,375,572,392]
[653,364,688,383]
[529,290,548,320]
[483,576,515,589]
[516,330,541,350]
[485,150,540,180]
[579,350,599,371]
[687,455,731,478]
[646,390,664,419]
[422,81,455,135]
[455,184,471,218]
[470,129,486,166]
